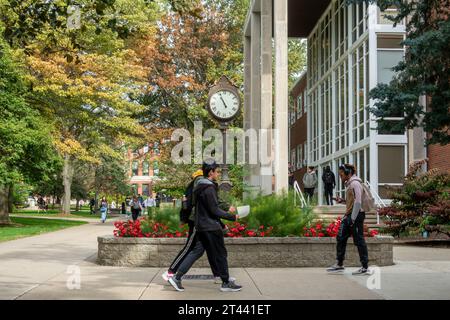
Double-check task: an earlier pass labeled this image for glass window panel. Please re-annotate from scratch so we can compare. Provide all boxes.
[142,161,149,176]
[378,145,405,183]
[377,35,403,49]
[132,161,139,176]
[377,50,403,84]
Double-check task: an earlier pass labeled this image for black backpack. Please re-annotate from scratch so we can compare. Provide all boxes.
[180,179,196,223]
[324,171,334,185]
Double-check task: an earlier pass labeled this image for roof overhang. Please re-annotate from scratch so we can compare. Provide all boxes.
[244,0,331,38]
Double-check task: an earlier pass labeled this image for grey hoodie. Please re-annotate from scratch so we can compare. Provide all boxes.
[345,175,363,222]
[303,171,318,188]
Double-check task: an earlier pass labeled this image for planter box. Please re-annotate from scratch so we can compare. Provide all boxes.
[97,236,394,267]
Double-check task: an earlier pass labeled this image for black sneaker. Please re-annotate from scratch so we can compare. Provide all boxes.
[220,281,242,292]
[352,267,369,276]
[326,264,345,273]
[168,277,185,292]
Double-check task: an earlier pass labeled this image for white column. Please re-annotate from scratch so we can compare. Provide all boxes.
[243,35,252,197]
[260,0,273,195]
[368,3,379,193]
[250,12,261,191]
[274,0,289,193]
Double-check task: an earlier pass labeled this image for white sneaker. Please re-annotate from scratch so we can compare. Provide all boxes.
[214,276,236,284]
[162,271,174,281]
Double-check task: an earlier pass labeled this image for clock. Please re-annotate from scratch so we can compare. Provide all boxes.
[207,76,241,122]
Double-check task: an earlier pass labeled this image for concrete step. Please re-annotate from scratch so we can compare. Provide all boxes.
[313,205,377,215]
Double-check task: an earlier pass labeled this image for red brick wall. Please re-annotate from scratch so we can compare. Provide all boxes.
[428,144,450,171]
[290,74,308,189]
[425,95,450,171]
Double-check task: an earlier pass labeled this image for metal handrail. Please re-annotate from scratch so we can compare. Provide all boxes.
[293,180,308,208]
[365,181,387,225]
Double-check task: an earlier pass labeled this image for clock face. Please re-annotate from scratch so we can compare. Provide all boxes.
[209,90,240,120]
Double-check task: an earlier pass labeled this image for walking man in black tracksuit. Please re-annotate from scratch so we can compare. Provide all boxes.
[168,160,242,292]
[162,169,236,284]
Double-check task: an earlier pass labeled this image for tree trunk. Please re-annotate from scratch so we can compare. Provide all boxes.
[61,155,74,215]
[0,185,11,225]
[75,199,80,212]
[8,184,14,214]
[94,191,99,212]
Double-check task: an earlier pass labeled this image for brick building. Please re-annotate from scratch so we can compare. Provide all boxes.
[289,71,308,188]
[127,142,161,196]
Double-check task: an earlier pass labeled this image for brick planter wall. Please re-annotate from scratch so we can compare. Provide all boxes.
[97,236,394,267]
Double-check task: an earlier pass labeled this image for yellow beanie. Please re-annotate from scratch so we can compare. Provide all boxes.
[192,169,203,179]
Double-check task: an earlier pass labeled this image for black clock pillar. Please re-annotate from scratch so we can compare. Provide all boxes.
[219,122,232,192]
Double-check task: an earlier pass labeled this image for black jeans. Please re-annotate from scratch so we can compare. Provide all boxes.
[336,213,369,269]
[197,230,230,283]
[324,184,334,205]
[169,222,219,276]
[304,187,315,200]
[131,208,141,221]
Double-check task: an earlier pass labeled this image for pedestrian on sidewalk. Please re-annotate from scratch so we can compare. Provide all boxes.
[89,198,95,215]
[168,160,242,292]
[163,169,236,286]
[302,166,317,202]
[100,197,108,223]
[129,196,143,221]
[144,195,155,217]
[327,164,369,275]
[322,166,336,205]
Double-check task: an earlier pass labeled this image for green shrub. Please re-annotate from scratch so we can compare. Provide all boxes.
[379,159,450,238]
[149,207,181,231]
[241,191,316,237]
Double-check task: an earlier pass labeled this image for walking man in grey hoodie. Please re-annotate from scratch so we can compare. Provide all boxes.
[326,164,369,275]
[302,166,318,202]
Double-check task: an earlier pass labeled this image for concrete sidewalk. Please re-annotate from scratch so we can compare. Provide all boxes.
[0,222,449,300]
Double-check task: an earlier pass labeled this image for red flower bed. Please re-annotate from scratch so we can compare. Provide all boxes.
[113,219,274,238]
[113,219,188,238]
[224,222,273,238]
[303,218,379,238]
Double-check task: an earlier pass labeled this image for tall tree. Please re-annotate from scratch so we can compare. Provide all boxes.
[0,38,58,224]
[8,0,159,214]
[349,0,450,145]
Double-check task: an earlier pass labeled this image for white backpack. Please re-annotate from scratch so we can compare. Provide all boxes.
[361,182,376,212]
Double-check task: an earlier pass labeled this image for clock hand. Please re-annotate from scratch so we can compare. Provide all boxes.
[219,94,229,109]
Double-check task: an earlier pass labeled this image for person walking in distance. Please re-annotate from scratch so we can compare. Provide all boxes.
[322,166,336,206]
[99,197,108,223]
[327,164,370,275]
[302,166,318,202]
[129,196,142,222]
[89,198,95,214]
[168,160,242,292]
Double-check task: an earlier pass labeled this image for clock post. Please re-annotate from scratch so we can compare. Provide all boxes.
[219,121,232,192]
[207,76,241,193]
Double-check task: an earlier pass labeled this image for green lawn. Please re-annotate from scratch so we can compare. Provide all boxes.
[12,209,101,219]
[0,217,88,243]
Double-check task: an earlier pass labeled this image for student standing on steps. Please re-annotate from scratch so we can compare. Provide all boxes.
[327,164,370,275]
[302,166,318,202]
[322,166,336,206]
[168,160,242,292]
